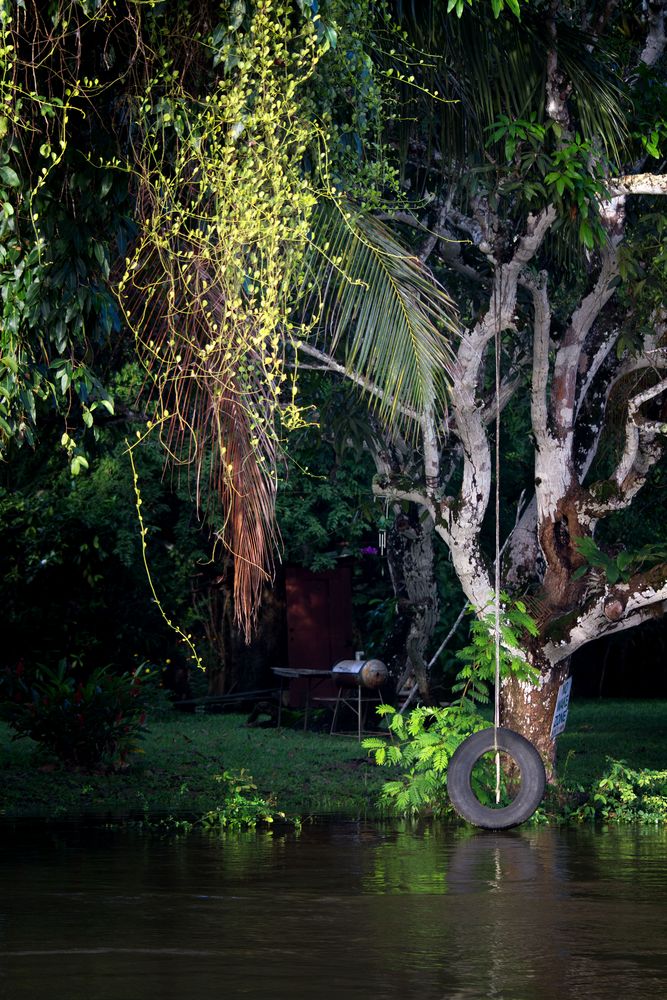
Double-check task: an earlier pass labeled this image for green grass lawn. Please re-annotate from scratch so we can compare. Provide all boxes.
[557,699,667,788]
[0,712,387,821]
[1,699,666,823]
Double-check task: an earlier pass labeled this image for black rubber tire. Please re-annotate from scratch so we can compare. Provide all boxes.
[446,727,546,830]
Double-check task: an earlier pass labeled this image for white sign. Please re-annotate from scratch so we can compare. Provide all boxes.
[550,677,573,738]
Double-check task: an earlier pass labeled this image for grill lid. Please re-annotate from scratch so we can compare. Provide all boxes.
[331,659,388,688]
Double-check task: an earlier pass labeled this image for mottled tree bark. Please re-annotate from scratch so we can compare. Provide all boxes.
[306,14,667,780]
[371,419,440,700]
[384,508,439,700]
[501,661,570,779]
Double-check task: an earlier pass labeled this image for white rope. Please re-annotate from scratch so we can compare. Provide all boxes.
[424,489,526,674]
[494,278,502,803]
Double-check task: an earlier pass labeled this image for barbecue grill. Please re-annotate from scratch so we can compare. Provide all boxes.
[329,659,388,739]
[331,659,388,689]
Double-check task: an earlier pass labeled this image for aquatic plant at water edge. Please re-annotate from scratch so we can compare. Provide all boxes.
[569,759,667,824]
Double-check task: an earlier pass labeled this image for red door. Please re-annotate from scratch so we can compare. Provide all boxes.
[285,566,354,705]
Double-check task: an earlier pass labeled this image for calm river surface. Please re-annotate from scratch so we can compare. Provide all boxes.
[1,820,666,999]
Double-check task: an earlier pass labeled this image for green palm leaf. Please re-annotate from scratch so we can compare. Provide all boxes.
[301,200,459,433]
[387,4,628,169]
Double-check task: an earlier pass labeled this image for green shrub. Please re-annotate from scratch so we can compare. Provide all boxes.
[570,759,667,824]
[0,660,152,769]
[363,703,489,815]
[200,770,285,830]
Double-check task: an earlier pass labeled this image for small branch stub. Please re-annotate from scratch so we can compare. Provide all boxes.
[603,594,625,622]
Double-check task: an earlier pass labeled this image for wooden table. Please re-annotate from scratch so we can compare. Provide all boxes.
[271,668,332,729]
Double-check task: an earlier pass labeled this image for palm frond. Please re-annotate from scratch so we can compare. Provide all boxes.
[121,242,279,640]
[301,200,459,434]
[386,4,628,170]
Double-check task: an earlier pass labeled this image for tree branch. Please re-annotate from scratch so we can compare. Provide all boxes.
[582,376,667,518]
[544,565,667,663]
[545,8,572,128]
[575,313,667,479]
[640,0,666,66]
[456,206,558,390]
[372,475,437,524]
[613,376,667,487]
[575,326,620,420]
[524,270,551,445]
[608,173,667,196]
[551,245,619,445]
[294,340,421,423]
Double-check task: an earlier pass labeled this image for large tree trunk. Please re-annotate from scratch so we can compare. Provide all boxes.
[365,8,667,781]
[204,575,234,696]
[384,507,439,700]
[500,658,570,781]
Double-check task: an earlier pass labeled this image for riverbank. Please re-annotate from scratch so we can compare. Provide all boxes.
[1,699,666,824]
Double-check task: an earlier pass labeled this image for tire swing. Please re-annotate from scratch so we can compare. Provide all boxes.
[446,298,546,831]
[446,726,546,830]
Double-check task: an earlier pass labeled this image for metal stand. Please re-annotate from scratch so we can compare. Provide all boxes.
[329,687,384,741]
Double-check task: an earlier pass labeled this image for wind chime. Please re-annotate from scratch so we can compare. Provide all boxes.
[377,497,390,572]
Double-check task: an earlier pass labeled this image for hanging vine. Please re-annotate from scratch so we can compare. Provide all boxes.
[119,3,335,635]
[1,0,455,638]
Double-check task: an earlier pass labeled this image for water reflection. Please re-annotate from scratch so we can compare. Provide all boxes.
[1,822,666,999]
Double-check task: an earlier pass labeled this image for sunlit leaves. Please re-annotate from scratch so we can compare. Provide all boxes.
[121,3,328,635]
[302,199,458,433]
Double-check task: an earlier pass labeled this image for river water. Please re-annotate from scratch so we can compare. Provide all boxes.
[1,820,666,999]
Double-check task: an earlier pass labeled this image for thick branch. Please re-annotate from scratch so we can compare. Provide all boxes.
[457,207,557,390]
[372,475,437,526]
[505,495,541,591]
[615,377,667,484]
[551,245,619,445]
[577,349,667,481]
[524,271,551,445]
[438,210,556,611]
[576,311,667,479]
[608,173,667,197]
[421,407,441,498]
[575,326,620,419]
[543,566,667,663]
[582,377,667,519]
[545,10,572,128]
[640,0,666,66]
[529,251,617,533]
[446,209,491,253]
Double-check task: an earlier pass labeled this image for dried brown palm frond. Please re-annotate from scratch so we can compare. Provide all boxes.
[121,239,281,640]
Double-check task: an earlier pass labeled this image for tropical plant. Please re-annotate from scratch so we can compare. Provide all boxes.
[453,597,539,706]
[3,0,667,777]
[200,770,282,830]
[0,422,215,676]
[571,760,667,824]
[331,0,667,774]
[363,599,539,815]
[0,660,153,769]
[573,537,667,587]
[363,702,488,815]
